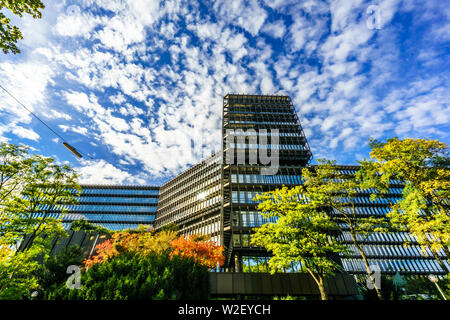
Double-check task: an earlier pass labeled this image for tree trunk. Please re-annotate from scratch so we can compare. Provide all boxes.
[352,233,383,300]
[306,269,328,300]
[317,278,328,300]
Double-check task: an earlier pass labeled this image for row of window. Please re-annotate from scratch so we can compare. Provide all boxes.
[160,196,222,226]
[337,231,417,243]
[81,188,159,195]
[229,143,306,150]
[330,176,404,185]
[331,206,391,217]
[184,221,221,238]
[341,258,447,273]
[77,196,159,204]
[239,257,448,274]
[62,213,155,223]
[345,244,446,258]
[336,196,399,205]
[163,194,222,216]
[227,110,293,116]
[231,191,261,204]
[232,210,277,227]
[241,256,302,273]
[159,163,221,200]
[59,204,157,213]
[226,130,303,137]
[231,174,302,185]
[158,180,221,212]
[228,120,299,126]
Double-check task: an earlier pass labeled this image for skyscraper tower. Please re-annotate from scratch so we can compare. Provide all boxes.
[155,94,313,270]
[221,94,312,270]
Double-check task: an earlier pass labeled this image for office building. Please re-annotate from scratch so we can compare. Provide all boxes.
[155,94,449,275]
[60,185,159,231]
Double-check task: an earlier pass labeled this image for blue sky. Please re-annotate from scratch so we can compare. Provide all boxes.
[0,0,449,186]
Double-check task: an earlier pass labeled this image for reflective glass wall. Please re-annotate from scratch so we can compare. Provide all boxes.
[59,185,159,231]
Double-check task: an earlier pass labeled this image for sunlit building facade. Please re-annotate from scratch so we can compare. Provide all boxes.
[55,94,447,275]
[155,154,222,244]
[154,93,449,275]
[329,165,449,275]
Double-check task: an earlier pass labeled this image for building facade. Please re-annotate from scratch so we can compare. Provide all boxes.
[61,185,159,231]
[155,154,222,244]
[329,165,449,275]
[53,94,447,275]
[221,94,312,270]
[154,94,449,275]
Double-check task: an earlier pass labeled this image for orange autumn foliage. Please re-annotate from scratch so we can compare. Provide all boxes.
[83,239,116,268]
[170,235,224,268]
[83,231,224,269]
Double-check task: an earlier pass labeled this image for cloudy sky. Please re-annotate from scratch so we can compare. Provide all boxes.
[0,0,449,186]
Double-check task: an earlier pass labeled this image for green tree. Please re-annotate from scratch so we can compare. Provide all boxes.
[0,246,40,299]
[251,186,348,300]
[3,155,81,252]
[0,143,81,299]
[361,138,450,272]
[37,245,84,299]
[301,159,390,299]
[70,219,112,235]
[0,0,45,54]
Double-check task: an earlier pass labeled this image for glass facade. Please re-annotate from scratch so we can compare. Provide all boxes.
[154,94,449,276]
[59,185,159,231]
[221,94,312,271]
[155,153,222,245]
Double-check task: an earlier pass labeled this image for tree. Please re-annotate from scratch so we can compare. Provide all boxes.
[251,186,348,300]
[0,0,45,54]
[48,252,210,300]
[361,138,450,272]
[3,154,81,253]
[170,235,224,269]
[83,229,224,270]
[0,244,40,299]
[0,143,35,210]
[0,143,81,298]
[37,245,84,300]
[301,159,389,299]
[83,229,178,268]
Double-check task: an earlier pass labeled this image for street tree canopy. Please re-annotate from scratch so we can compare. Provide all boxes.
[0,0,45,54]
[251,185,347,300]
[360,138,450,272]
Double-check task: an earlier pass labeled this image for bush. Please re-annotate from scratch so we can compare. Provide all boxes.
[48,251,210,300]
[37,245,84,299]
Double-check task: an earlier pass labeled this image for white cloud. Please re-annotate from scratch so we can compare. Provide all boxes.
[262,20,286,38]
[214,0,268,36]
[55,11,103,37]
[77,159,147,184]
[12,127,40,141]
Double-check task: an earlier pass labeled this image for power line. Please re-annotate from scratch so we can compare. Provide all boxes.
[0,83,92,159]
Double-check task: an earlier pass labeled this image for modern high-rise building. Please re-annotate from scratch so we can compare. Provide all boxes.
[60,185,159,231]
[220,94,312,270]
[155,94,449,275]
[52,94,447,276]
